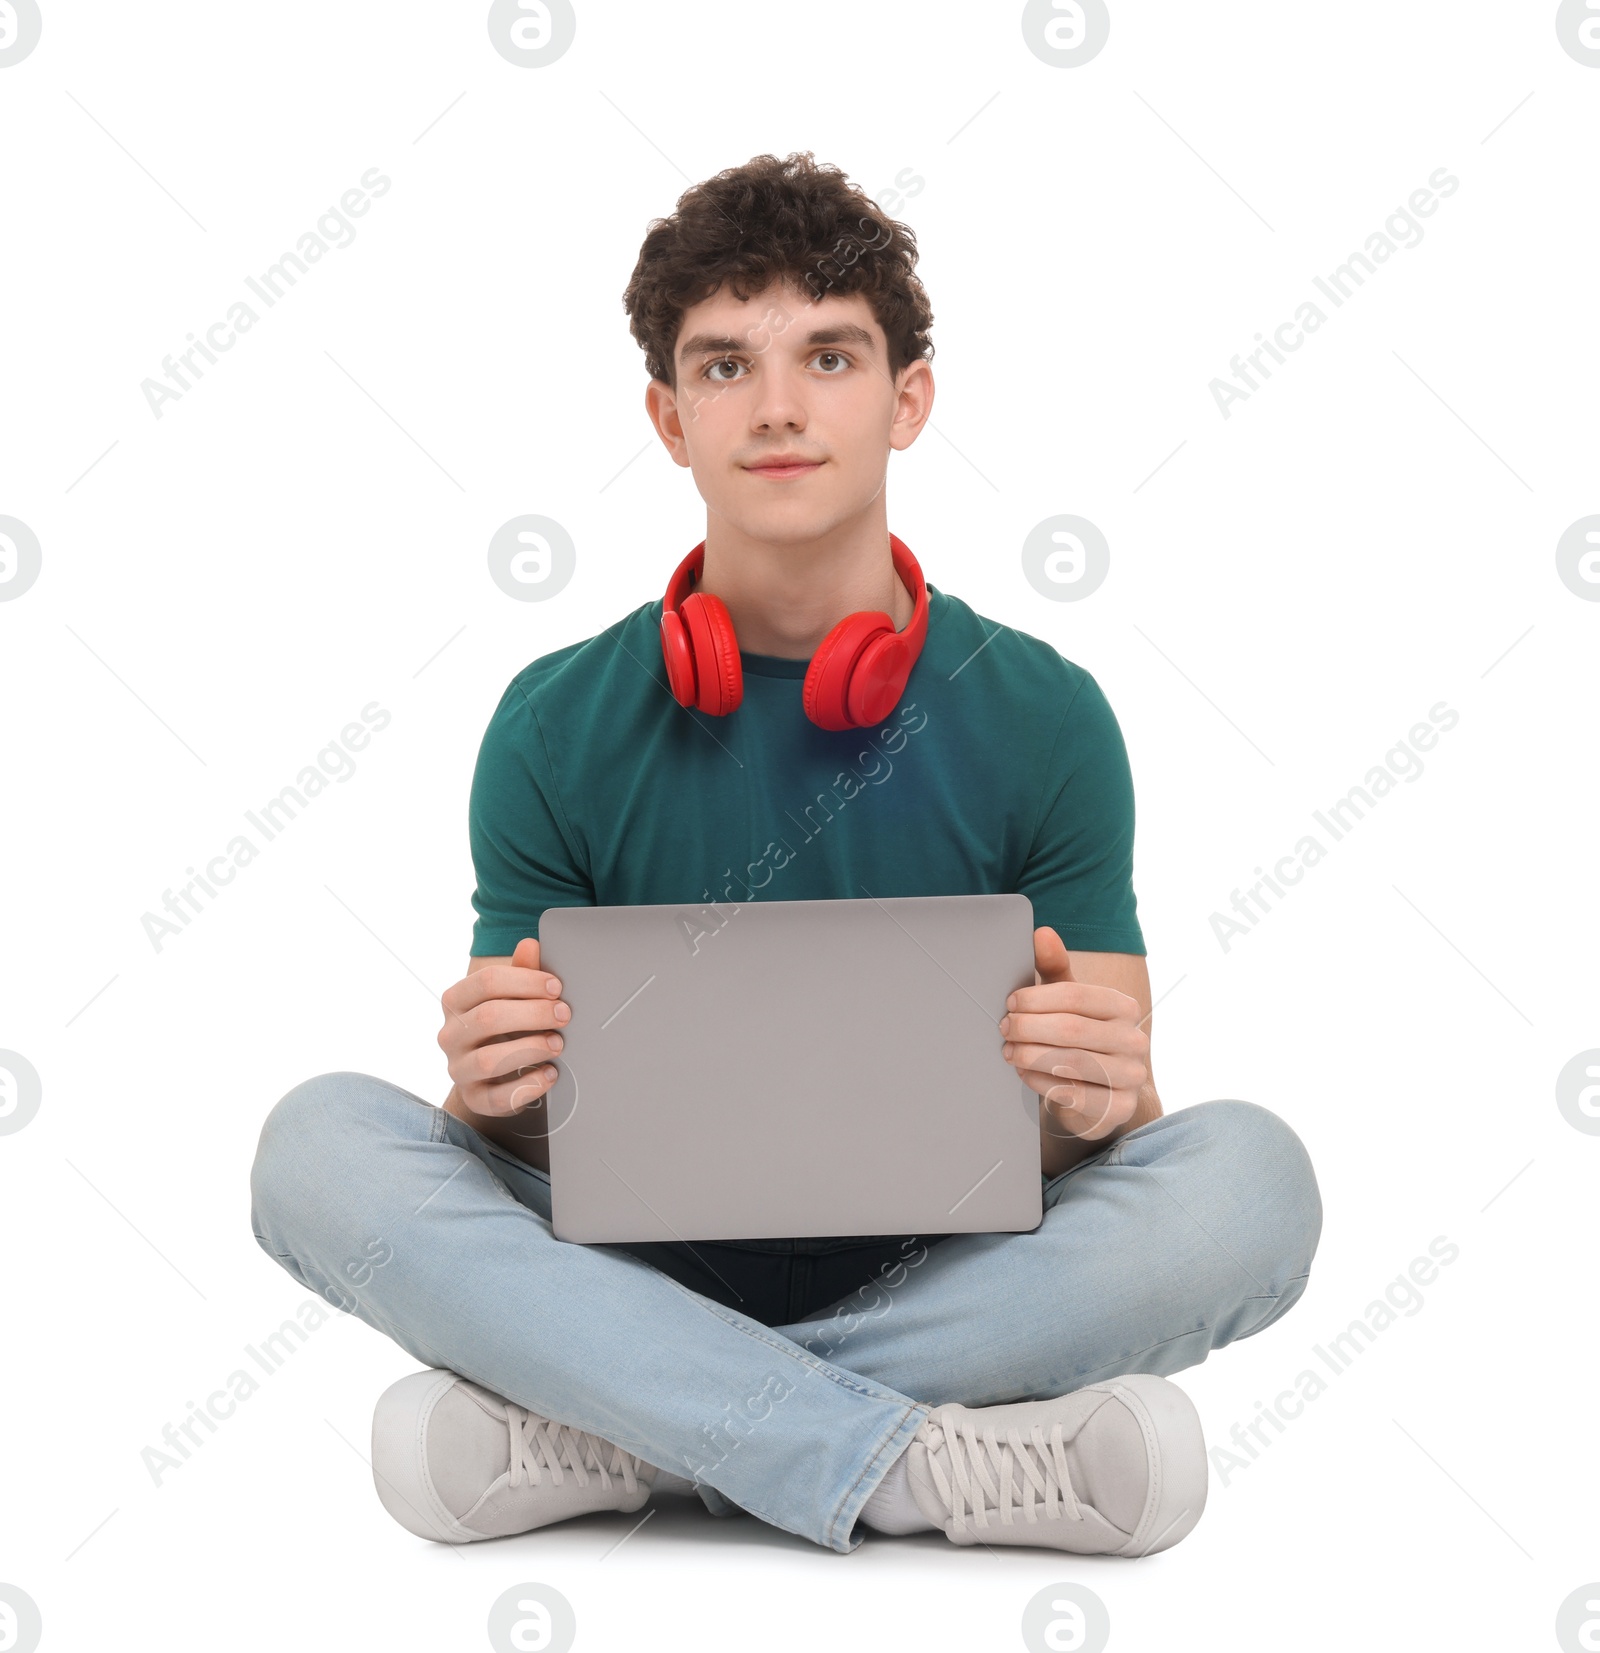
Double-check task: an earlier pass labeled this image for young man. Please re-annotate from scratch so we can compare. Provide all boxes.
[250,152,1321,1557]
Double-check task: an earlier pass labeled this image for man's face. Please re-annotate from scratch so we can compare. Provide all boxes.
[645,278,932,545]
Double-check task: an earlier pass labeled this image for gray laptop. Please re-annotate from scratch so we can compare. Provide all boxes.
[539,892,1043,1243]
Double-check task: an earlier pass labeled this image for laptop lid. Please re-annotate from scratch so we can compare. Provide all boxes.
[539,892,1043,1243]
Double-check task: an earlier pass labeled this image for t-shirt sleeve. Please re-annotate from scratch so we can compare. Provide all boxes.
[467,679,595,957]
[1015,668,1146,955]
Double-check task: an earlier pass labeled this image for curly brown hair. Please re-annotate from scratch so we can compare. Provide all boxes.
[622,151,935,391]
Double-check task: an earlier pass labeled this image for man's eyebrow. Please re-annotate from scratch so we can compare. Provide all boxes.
[676,323,878,363]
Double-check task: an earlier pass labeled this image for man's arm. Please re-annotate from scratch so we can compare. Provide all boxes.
[1028,946,1163,1180]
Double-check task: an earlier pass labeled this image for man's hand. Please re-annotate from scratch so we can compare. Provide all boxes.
[999,926,1150,1144]
[438,938,571,1150]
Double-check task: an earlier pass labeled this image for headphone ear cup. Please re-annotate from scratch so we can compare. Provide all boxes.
[843,631,913,728]
[803,611,893,731]
[680,590,743,715]
[661,609,697,706]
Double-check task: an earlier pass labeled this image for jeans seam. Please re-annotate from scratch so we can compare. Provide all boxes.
[1041,1135,1129,1200]
[447,1109,553,1188]
[486,1147,550,1187]
[1077,1324,1218,1376]
[1237,1274,1311,1338]
[825,1402,928,1551]
[1075,1278,1308,1381]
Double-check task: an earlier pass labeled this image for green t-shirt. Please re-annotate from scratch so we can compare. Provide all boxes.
[468,583,1145,959]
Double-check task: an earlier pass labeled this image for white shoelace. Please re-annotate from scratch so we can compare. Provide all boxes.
[921,1415,1085,1535]
[504,1405,643,1499]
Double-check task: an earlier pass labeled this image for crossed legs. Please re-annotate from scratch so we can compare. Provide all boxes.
[249,1074,1320,1552]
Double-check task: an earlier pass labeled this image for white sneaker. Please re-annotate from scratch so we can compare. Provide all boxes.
[904,1374,1208,1555]
[370,1368,657,1543]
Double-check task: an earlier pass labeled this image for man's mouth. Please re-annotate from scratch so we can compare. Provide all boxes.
[744,458,824,478]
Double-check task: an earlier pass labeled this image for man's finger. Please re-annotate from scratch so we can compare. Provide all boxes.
[1007,1042,1145,1092]
[1006,980,1141,1020]
[1034,925,1075,985]
[1003,1010,1143,1055]
[481,1063,561,1117]
[1039,1079,1133,1141]
[446,960,566,1015]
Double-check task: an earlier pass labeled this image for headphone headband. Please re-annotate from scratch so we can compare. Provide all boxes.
[660,535,930,729]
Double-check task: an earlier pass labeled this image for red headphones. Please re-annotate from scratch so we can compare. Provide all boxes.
[660,534,930,731]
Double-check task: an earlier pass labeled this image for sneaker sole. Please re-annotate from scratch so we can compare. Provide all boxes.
[370,1367,479,1543]
[1102,1374,1208,1556]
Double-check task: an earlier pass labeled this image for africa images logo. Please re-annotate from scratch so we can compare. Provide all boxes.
[0,0,43,68]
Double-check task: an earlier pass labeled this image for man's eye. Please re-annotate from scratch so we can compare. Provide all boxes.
[705,357,745,382]
[814,351,850,372]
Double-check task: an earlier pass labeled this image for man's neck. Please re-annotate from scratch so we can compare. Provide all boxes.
[694,523,915,660]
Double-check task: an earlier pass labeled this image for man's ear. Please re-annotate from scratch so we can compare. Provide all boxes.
[644,377,694,469]
[888,357,935,453]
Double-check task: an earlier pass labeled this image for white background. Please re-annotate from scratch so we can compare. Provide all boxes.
[1,2,1596,1649]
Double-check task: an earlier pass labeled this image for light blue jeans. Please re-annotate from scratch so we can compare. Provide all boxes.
[249,1075,1321,1553]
